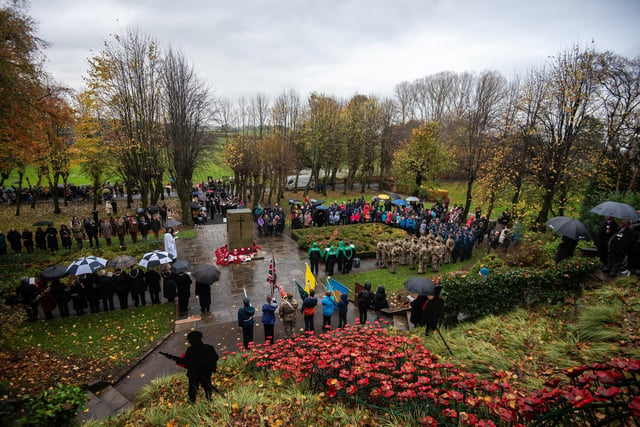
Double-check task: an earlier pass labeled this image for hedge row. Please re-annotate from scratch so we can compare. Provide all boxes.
[440,257,600,326]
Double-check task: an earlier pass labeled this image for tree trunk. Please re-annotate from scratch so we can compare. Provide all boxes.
[535,190,554,231]
[463,178,474,221]
[14,172,24,217]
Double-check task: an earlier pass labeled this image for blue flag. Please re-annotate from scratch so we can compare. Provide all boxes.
[326,277,349,301]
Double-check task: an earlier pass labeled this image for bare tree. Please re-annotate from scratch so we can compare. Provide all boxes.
[519,45,600,227]
[393,81,414,124]
[594,52,640,193]
[87,29,165,208]
[162,48,214,225]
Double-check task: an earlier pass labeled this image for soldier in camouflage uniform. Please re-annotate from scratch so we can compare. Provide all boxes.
[444,234,455,264]
[431,239,445,272]
[418,243,431,274]
[402,236,413,265]
[376,240,385,267]
[409,238,420,270]
[390,241,403,273]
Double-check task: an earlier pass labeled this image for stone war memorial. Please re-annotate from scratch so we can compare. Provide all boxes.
[226,208,254,250]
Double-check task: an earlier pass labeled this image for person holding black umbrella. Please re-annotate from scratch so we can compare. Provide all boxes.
[596,217,619,268]
[145,267,162,304]
[605,219,634,277]
[195,279,212,313]
[50,278,70,318]
[554,235,579,264]
[176,270,192,313]
[161,265,177,302]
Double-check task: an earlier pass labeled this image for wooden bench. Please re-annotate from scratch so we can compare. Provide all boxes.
[380,306,412,330]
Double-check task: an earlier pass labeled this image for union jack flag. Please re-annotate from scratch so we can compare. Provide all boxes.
[267,255,277,294]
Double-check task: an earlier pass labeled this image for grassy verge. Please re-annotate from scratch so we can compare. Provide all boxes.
[91,275,640,425]
[0,303,175,399]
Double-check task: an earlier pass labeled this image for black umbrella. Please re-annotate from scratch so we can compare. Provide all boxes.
[147,205,160,213]
[107,255,137,269]
[591,201,638,220]
[172,259,192,274]
[315,205,329,210]
[33,220,54,227]
[190,201,202,209]
[404,277,437,296]
[41,264,67,281]
[191,263,221,284]
[545,216,592,240]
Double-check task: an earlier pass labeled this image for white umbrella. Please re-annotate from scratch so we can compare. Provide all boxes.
[405,196,420,202]
[66,256,108,276]
[139,250,173,269]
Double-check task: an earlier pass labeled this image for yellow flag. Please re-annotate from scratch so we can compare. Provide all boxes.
[305,263,316,292]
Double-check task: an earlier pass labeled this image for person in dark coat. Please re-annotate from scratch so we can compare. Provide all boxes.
[410,295,428,326]
[45,225,59,253]
[150,215,161,242]
[301,290,318,333]
[356,281,373,325]
[162,330,219,403]
[595,216,619,267]
[21,228,34,254]
[554,235,579,264]
[145,268,162,304]
[307,242,322,276]
[372,285,389,320]
[0,230,6,255]
[112,269,129,309]
[35,227,46,251]
[81,273,101,314]
[195,280,212,313]
[162,267,177,302]
[69,276,88,315]
[175,271,192,313]
[337,293,349,328]
[59,224,72,250]
[37,276,56,320]
[16,277,39,321]
[237,297,256,348]
[422,294,445,334]
[50,278,70,317]
[95,270,114,311]
[7,227,21,255]
[606,219,635,277]
[128,267,147,307]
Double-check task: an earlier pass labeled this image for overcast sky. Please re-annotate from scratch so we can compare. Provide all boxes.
[28,0,640,102]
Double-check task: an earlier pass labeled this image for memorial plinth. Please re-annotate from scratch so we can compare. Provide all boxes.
[226,208,254,250]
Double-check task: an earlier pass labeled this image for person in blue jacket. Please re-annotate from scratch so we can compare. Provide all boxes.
[261,295,278,345]
[321,290,337,331]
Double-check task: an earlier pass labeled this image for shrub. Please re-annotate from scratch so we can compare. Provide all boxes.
[19,383,86,426]
[440,257,600,326]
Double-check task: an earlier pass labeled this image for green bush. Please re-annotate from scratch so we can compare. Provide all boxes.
[440,257,599,326]
[18,383,86,427]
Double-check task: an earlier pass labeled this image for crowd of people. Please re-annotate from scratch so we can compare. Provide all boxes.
[285,196,503,276]
[0,207,171,257]
[595,217,640,277]
[14,255,197,322]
